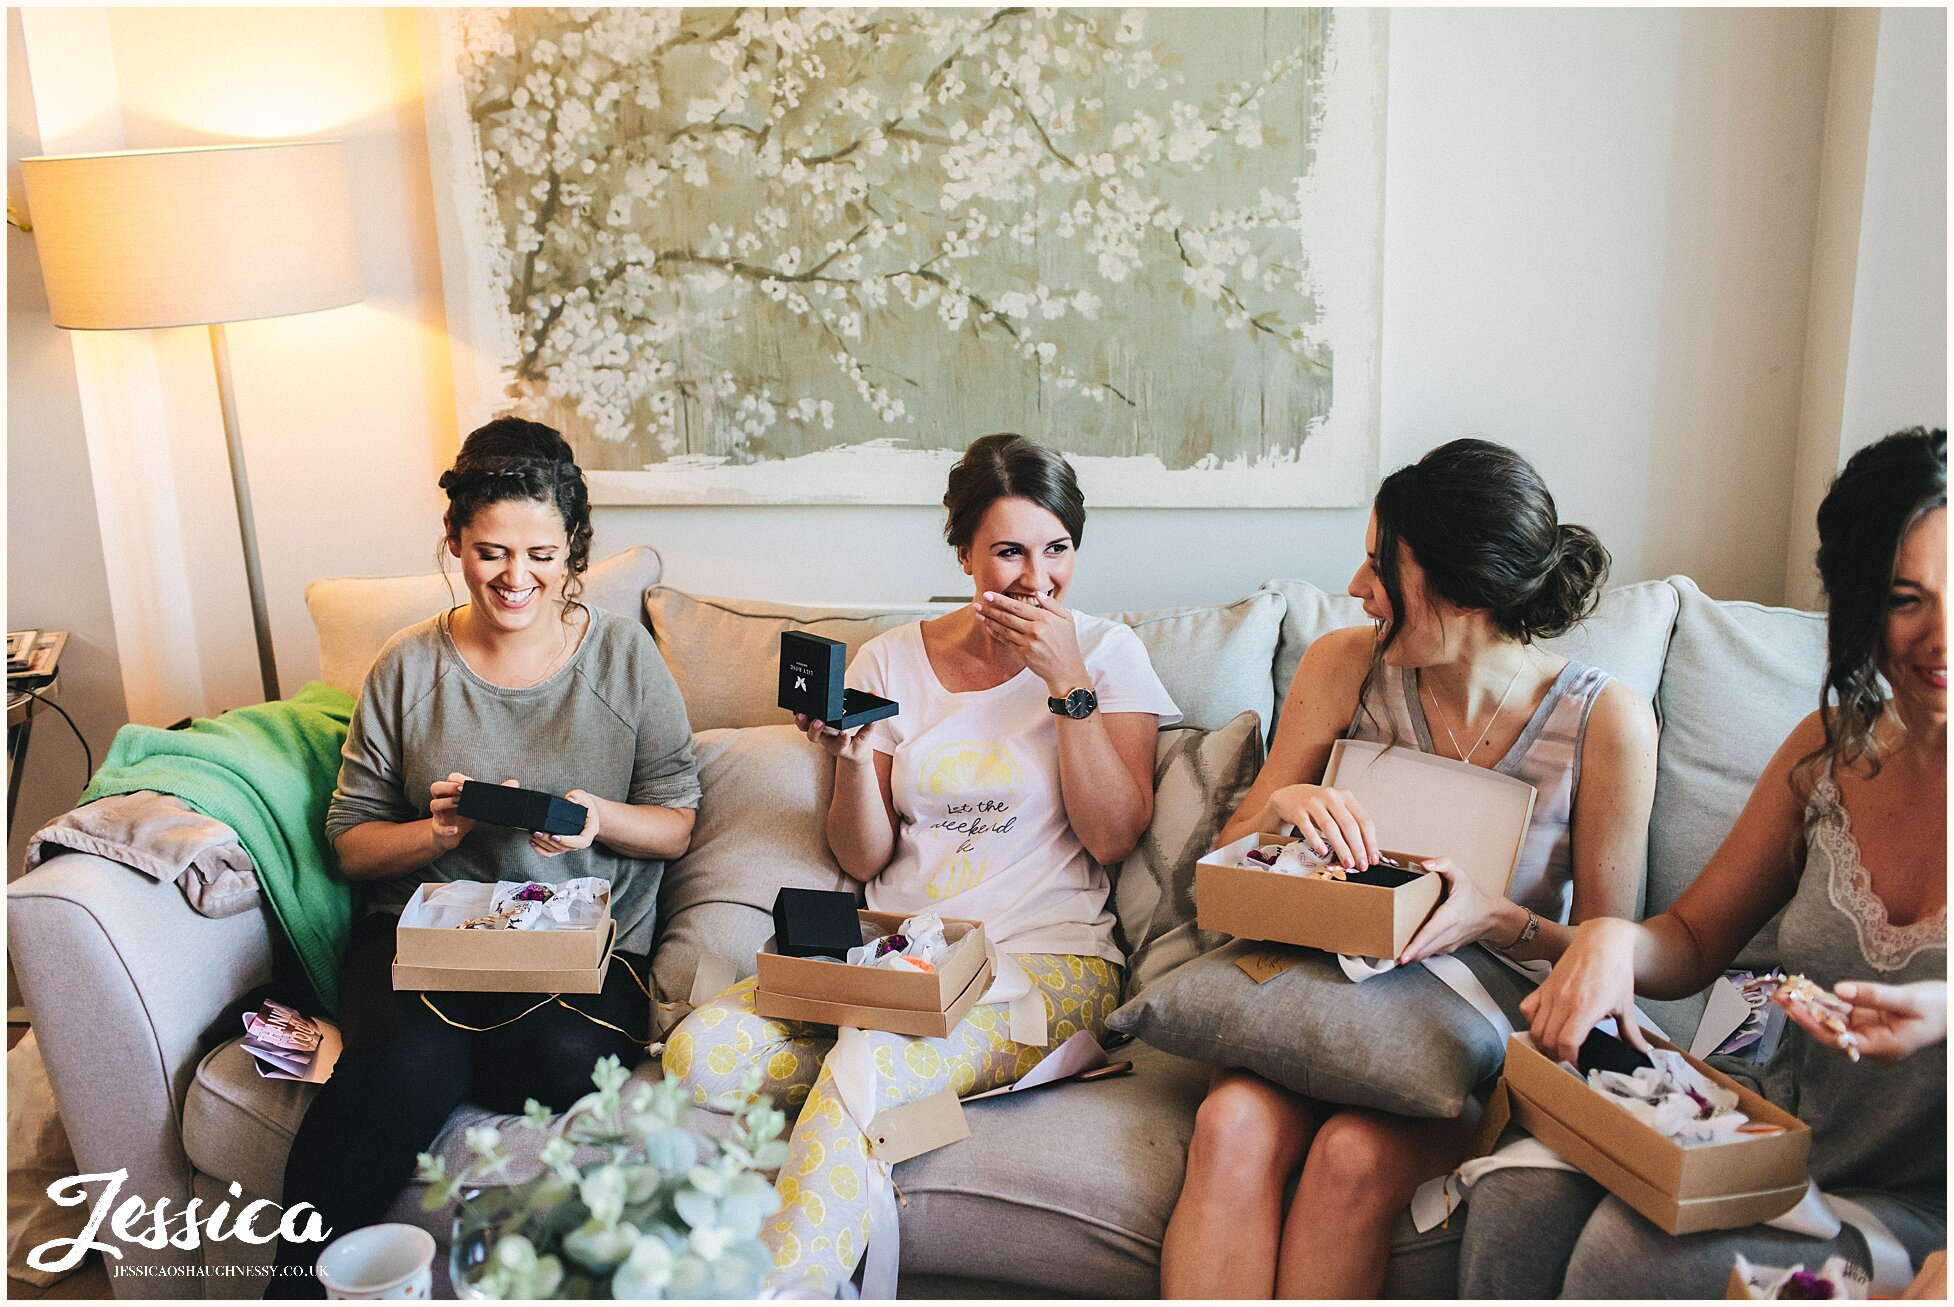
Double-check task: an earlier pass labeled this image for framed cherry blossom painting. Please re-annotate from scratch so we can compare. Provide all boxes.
[424,8,1386,506]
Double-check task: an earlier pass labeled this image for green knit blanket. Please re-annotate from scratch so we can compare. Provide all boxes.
[82,682,355,1012]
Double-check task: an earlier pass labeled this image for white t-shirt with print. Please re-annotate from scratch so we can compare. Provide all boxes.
[849,611,1181,964]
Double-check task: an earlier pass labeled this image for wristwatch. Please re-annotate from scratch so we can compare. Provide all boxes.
[1500,908,1540,953]
[1048,687,1099,719]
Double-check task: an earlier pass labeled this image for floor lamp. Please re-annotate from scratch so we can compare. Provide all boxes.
[21,142,364,703]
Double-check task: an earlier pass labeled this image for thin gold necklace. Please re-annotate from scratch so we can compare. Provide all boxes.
[1424,654,1528,762]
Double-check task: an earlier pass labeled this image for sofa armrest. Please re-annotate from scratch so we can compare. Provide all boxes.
[8,851,275,1297]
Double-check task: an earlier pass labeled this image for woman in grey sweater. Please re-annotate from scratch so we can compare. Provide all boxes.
[1461,428,1946,1297]
[269,418,700,1296]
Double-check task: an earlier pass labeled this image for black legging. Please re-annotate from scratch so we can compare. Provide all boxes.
[266,912,651,1297]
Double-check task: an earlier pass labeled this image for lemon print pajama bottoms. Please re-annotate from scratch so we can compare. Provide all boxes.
[663,953,1121,1295]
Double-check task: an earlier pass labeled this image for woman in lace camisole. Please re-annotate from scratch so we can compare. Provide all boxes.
[1465,427,1947,1297]
[1161,440,1660,1299]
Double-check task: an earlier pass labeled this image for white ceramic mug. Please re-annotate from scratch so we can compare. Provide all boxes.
[315,1223,436,1300]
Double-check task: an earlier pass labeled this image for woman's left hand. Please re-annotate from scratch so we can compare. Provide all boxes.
[1778,978,1948,1065]
[531,788,601,857]
[1396,857,1518,965]
[973,591,1090,694]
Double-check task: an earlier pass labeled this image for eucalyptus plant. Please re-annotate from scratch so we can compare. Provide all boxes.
[417,1056,790,1299]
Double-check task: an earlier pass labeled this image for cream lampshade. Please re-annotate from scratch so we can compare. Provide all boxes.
[19,141,363,702]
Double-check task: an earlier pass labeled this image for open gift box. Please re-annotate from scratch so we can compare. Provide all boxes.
[1196,830,1444,958]
[754,911,992,1037]
[1501,1030,1811,1235]
[391,881,616,994]
[1195,739,1537,958]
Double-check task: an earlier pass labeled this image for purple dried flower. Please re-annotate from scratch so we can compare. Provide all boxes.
[1780,1268,1834,1299]
[1245,849,1277,866]
[513,883,553,903]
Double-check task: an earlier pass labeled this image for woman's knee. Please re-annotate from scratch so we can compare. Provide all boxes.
[1187,1074,1313,1182]
[1560,1196,1678,1298]
[1294,1113,1423,1212]
[662,981,790,1106]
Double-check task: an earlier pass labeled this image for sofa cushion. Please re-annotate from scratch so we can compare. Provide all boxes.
[1109,941,1536,1120]
[1112,713,1264,998]
[652,725,855,1012]
[1104,592,1286,733]
[1260,578,1679,730]
[893,1041,1210,1295]
[1650,578,1825,955]
[645,589,947,732]
[306,546,663,695]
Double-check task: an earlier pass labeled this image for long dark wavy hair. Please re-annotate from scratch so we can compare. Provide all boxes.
[1359,439,1610,736]
[437,417,594,620]
[1798,426,1947,790]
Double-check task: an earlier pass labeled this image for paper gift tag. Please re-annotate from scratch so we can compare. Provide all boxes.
[1235,944,1309,984]
[868,1091,969,1164]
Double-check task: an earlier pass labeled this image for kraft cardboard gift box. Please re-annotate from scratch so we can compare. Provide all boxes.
[391,882,616,994]
[1501,1030,1811,1235]
[1196,830,1445,958]
[1195,739,1536,959]
[755,910,992,1037]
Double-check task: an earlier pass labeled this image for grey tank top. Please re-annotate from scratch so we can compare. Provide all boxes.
[1346,659,1611,924]
[1729,773,1946,1239]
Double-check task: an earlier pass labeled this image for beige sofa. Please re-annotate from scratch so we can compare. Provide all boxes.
[7,547,1827,1298]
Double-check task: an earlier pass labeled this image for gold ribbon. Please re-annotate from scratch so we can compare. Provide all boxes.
[417,951,659,1047]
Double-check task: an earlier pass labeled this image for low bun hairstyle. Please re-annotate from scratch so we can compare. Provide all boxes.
[942,433,1086,556]
[1802,426,1947,785]
[1371,438,1610,650]
[438,417,594,613]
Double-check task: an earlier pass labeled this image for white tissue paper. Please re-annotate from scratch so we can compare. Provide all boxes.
[1588,1048,1750,1144]
[846,912,953,970]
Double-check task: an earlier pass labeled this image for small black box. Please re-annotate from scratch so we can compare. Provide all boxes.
[777,631,898,730]
[457,781,588,837]
[1575,1027,1655,1077]
[772,887,865,960]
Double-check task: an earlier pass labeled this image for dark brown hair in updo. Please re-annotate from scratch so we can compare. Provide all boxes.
[1370,438,1609,651]
[942,433,1086,557]
[1799,426,1947,789]
[437,417,594,615]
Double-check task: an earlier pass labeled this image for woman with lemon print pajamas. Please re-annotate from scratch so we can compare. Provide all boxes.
[665,433,1179,1294]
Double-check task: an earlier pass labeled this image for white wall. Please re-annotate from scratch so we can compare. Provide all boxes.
[6,10,132,879]
[9,9,1945,725]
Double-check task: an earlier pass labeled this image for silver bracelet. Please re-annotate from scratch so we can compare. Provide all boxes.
[1500,908,1539,953]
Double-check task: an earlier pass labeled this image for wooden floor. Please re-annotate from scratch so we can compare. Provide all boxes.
[9,1021,114,1299]
[8,1258,111,1300]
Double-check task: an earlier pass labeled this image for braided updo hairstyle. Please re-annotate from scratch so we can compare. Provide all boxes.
[438,417,594,616]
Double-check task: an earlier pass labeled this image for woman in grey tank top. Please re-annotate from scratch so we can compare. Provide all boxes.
[1162,441,1660,1299]
[1464,427,1947,1297]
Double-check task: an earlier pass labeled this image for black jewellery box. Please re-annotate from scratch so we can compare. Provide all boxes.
[777,631,898,730]
[457,781,588,837]
[772,887,865,959]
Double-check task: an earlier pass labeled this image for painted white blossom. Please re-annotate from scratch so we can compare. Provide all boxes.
[456,6,1330,459]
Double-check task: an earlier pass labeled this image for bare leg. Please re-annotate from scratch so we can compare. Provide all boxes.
[1161,1069,1321,1299]
[1274,1108,1472,1299]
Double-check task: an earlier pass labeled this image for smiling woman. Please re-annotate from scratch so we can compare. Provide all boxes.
[265,418,703,1298]
[663,432,1183,1295]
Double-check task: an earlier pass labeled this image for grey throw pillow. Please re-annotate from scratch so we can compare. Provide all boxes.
[1111,712,1264,998]
[1108,940,1537,1118]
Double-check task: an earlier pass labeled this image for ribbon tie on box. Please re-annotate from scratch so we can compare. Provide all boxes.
[979,945,1048,1048]
[827,1027,902,1301]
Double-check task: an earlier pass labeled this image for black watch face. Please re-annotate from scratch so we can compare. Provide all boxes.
[1064,688,1096,718]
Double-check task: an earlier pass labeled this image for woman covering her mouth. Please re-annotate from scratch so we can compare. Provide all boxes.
[666,432,1181,1296]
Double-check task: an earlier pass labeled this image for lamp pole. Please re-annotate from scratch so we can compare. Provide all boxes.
[207,322,280,702]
